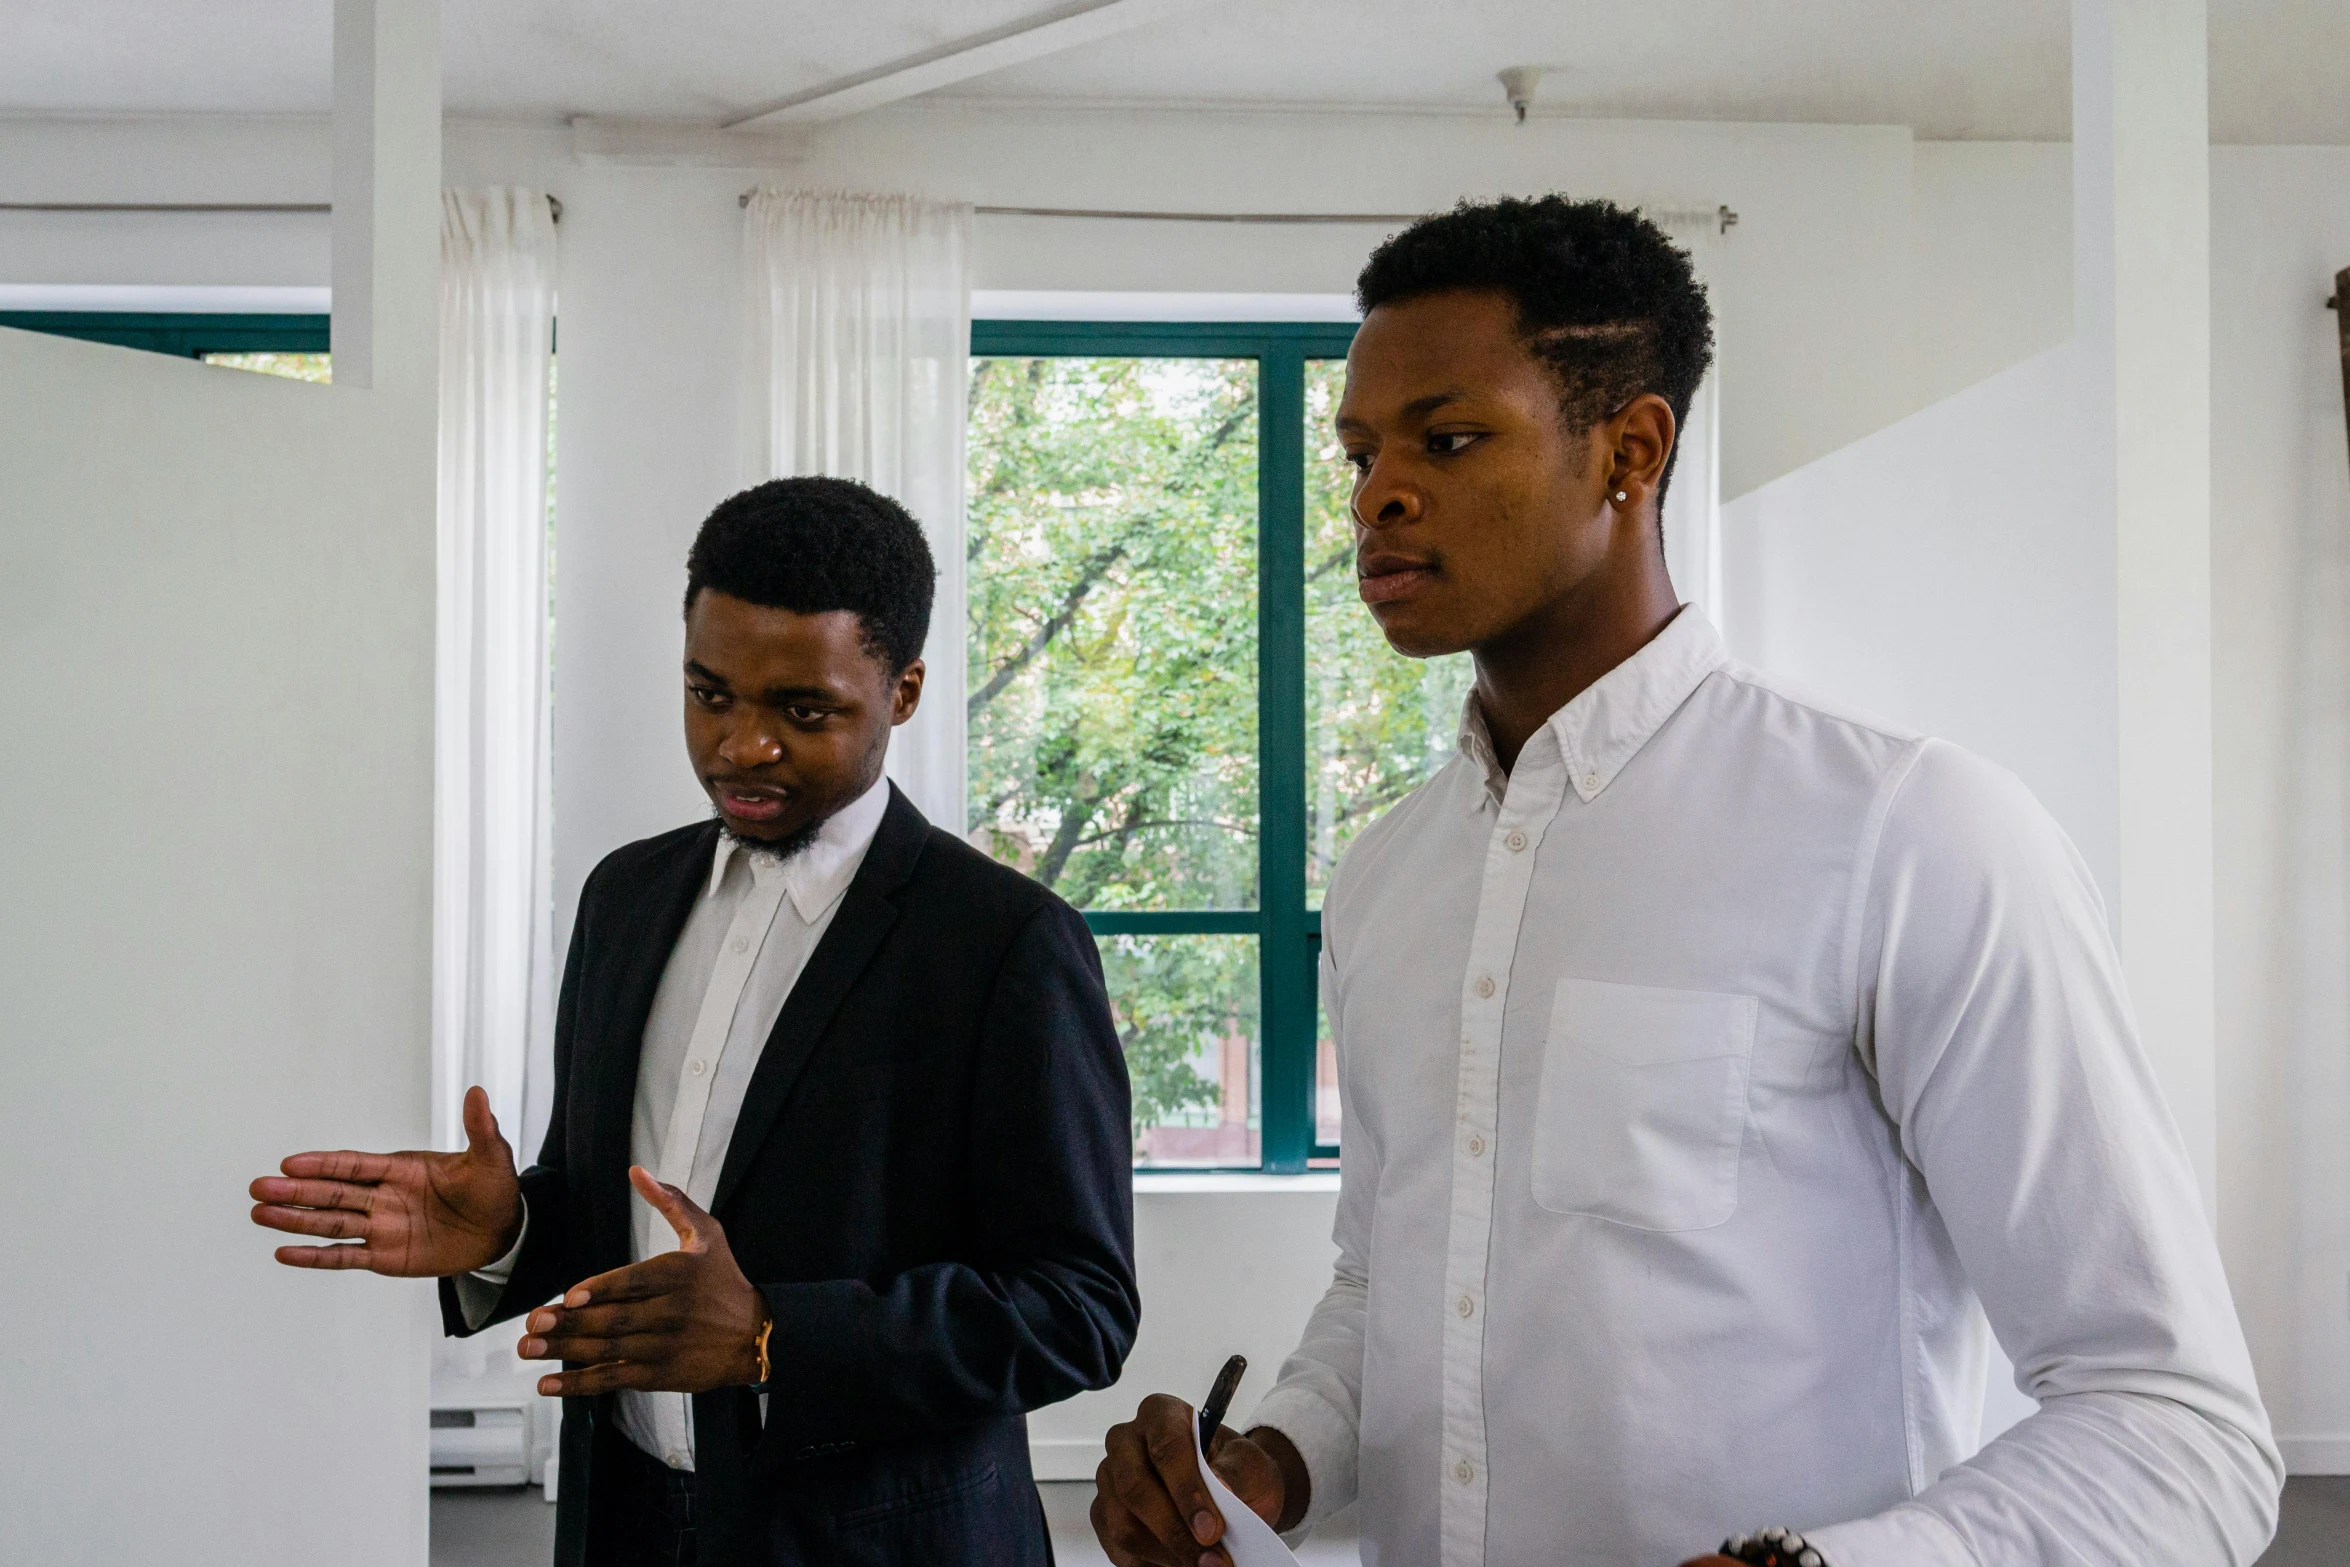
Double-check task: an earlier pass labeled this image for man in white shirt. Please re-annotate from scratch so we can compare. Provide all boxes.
[253,477,1137,1565]
[1091,196,2279,1567]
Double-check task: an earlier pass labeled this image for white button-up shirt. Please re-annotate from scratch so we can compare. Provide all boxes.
[463,774,889,1471]
[1249,610,2278,1567]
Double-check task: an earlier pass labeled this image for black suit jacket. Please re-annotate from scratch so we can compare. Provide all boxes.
[441,786,1138,1566]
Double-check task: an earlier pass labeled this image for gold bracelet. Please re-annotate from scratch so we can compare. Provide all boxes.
[752,1305,774,1387]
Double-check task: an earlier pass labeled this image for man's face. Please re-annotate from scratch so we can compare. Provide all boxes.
[1336,288,1616,658]
[681,590,921,845]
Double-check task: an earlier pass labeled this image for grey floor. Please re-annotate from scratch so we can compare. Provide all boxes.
[431,1476,2347,1565]
[2262,1478,2350,1567]
[428,1480,1356,1566]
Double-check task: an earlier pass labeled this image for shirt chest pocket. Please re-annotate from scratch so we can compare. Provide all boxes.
[1530,977,1757,1231]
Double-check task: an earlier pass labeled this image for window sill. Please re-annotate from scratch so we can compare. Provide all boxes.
[1133,1170,1341,1195]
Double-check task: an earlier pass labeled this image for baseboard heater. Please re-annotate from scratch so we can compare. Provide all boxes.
[430,1404,530,1487]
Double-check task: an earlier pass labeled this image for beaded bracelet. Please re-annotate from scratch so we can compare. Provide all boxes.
[1719,1526,1827,1567]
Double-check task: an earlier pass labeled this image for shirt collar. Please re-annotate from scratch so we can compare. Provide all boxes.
[1456,605,1728,807]
[707,772,893,922]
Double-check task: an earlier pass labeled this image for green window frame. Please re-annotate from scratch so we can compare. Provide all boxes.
[0,311,331,357]
[971,319,1359,1172]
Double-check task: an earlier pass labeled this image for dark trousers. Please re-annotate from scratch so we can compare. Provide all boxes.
[586,1434,698,1567]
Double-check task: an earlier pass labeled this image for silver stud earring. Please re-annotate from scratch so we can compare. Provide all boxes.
[1614,490,1628,503]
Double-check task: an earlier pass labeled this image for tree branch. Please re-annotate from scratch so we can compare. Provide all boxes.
[967,543,1128,717]
[1073,817,1259,849]
[1304,541,1355,584]
[1033,800,1096,891]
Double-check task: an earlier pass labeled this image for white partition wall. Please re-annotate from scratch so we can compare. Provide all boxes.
[1718,0,2219,1451]
[1727,0,2217,1177]
[0,4,442,1562]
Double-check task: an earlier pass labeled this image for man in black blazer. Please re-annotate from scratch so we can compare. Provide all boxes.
[252,477,1138,1565]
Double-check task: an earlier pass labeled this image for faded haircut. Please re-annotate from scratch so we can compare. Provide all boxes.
[1355,195,1715,498]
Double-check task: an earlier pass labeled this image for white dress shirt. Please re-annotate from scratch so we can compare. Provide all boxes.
[1248,609,2278,1567]
[461,773,891,1472]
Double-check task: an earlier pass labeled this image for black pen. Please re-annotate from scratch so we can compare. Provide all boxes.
[1198,1353,1248,1453]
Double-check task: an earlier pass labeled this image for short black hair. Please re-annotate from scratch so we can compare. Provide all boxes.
[684,476,936,672]
[1356,195,1715,495]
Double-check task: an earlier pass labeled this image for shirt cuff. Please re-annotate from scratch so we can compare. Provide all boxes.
[1244,1384,1359,1539]
[1803,1503,1980,1567]
[450,1201,529,1331]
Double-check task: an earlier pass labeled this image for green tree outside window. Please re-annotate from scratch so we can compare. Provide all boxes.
[966,323,1469,1171]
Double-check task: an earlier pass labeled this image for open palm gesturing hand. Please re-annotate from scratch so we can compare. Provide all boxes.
[249,1085,523,1277]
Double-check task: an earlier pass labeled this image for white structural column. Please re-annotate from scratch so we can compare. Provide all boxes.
[333,0,441,397]
[2076,0,2217,1201]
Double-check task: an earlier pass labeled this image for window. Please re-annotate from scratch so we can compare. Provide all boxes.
[967,321,1470,1172]
[0,311,331,377]
[202,351,333,382]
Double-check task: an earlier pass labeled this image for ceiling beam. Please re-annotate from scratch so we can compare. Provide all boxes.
[720,0,1215,130]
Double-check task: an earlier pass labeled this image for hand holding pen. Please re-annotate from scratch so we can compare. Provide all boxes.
[1093,1354,1310,1567]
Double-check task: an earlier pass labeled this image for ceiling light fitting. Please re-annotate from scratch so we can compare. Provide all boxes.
[1497,66,1544,124]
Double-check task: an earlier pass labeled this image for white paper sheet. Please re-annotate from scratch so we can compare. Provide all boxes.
[1192,1408,1302,1567]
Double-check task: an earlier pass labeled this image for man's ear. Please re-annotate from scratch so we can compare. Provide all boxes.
[1605,393,1677,514]
[891,659,925,725]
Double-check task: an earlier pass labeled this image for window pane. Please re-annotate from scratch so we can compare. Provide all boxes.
[202,351,332,383]
[1314,990,1341,1152]
[967,357,1260,911]
[1104,933,1262,1167]
[1304,358,1473,907]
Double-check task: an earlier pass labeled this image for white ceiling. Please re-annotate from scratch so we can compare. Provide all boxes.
[952,0,2075,141]
[0,0,2342,145]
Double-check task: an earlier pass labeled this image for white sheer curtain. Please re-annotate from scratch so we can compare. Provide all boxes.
[435,187,558,1159]
[1656,216,1725,631]
[739,189,973,831]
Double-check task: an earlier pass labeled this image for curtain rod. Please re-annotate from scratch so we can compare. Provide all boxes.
[737,193,1738,234]
[0,195,565,221]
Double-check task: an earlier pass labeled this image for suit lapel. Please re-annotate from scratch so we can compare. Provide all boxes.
[711,785,931,1214]
[584,824,719,1265]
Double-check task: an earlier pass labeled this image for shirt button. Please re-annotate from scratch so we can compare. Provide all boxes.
[688,1058,707,1076]
[1456,1294,1475,1318]
[1454,1458,1475,1484]
[667,1450,686,1468]
[1466,1134,1486,1157]
[1582,769,1599,790]
[1474,974,1495,998]
[1504,829,1527,852]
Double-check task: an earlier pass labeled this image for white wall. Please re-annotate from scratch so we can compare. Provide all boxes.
[1720,340,2118,899]
[444,111,2080,965]
[0,6,441,1560]
[1722,0,2232,1451]
[441,113,2075,1480]
[1911,141,2074,421]
[1718,339,2117,1454]
[9,39,2344,1511]
[1026,1181,1342,1478]
[2208,144,2350,1474]
[0,99,2085,1488]
[1723,134,2350,1481]
[0,111,333,285]
[0,103,2080,931]
[4,106,2076,487]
